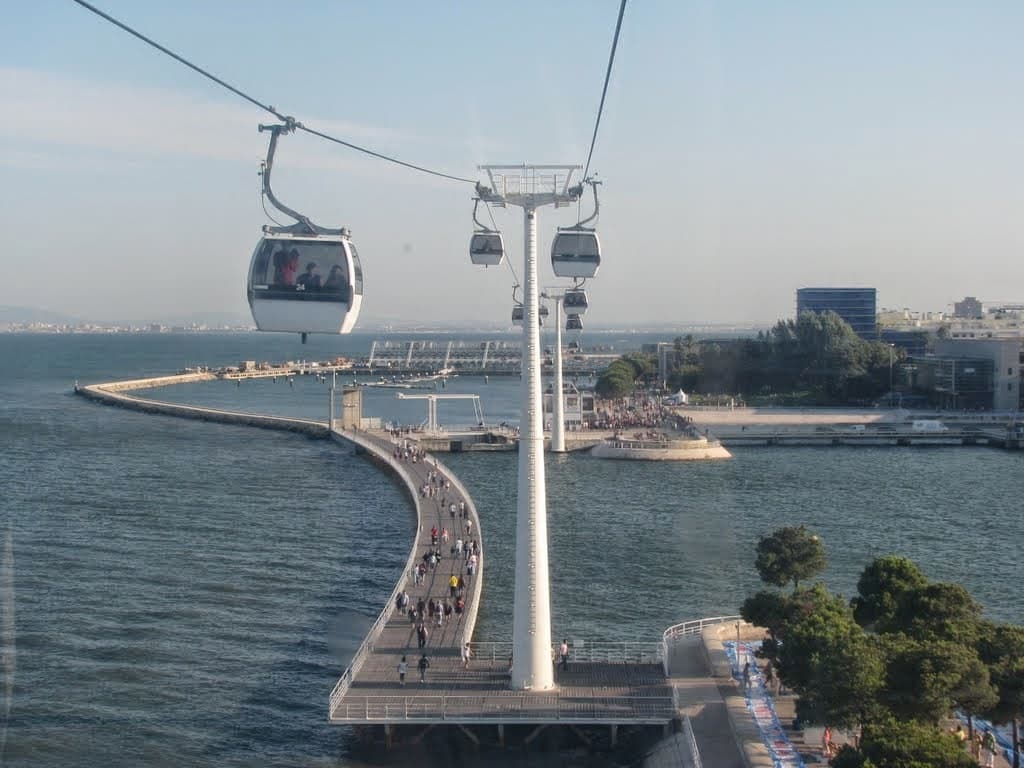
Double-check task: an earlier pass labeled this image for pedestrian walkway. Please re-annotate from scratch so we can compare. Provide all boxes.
[328,430,676,730]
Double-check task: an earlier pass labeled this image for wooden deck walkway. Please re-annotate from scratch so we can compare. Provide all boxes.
[327,430,677,729]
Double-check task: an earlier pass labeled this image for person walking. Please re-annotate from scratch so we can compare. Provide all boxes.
[981,728,997,768]
[418,653,430,683]
[416,623,428,649]
[742,661,752,691]
[397,655,408,686]
[461,642,472,669]
[559,639,569,672]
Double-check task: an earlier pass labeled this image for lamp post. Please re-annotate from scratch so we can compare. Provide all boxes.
[477,165,581,691]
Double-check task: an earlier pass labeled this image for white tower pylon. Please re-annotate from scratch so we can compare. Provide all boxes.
[477,165,581,690]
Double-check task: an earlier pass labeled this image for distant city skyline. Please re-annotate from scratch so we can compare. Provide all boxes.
[4,2,1022,327]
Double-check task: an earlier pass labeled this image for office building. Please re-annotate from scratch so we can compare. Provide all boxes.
[796,287,877,340]
[953,296,983,319]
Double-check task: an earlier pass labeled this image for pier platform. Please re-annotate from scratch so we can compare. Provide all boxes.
[327,428,680,752]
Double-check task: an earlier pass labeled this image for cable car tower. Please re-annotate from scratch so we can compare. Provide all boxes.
[474,164,582,691]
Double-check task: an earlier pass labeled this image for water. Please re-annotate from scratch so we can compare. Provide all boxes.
[2,332,1023,766]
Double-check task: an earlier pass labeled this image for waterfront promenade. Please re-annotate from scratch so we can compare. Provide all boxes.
[76,372,832,763]
[74,376,682,752]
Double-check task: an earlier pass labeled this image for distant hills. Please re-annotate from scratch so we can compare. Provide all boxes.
[0,305,81,326]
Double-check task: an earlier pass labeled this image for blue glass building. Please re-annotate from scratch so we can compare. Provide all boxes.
[796,287,877,340]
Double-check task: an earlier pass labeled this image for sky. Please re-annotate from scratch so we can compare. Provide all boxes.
[3,1,1023,328]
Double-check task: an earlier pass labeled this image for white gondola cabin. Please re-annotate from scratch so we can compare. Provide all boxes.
[511,304,549,327]
[551,229,601,279]
[470,232,504,266]
[563,288,589,316]
[247,230,363,335]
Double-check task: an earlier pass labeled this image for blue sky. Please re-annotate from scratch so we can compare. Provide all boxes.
[3,1,1022,327]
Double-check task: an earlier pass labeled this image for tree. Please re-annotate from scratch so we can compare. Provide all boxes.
[830,718,977,768]
[881,636,994,725]
[741,590,793,646]
[852,555,929,631]
[754,525,826,590]
[892,583,982,644]
[775,587,885,730]
[595,359,637,398]
[978,622,1024,768]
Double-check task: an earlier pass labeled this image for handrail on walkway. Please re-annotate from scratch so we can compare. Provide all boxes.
[661,615,743,676]
[332,694,676,724]
[466,640,663,665]
[681,714,704,768]
[328,428,484,719]
[327,428,425,717]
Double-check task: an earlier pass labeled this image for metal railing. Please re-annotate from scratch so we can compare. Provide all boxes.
[681,714,704,768]
[331,694,676,723]
[328,428,425,717]
[661,615,743,676]
[465,640,663,665]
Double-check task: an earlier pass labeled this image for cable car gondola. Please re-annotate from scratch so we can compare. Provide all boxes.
[563,288,589,316]
[551,180,601,279]
[566,314,583,331]
[469,198,504,266]
[247,121,363,342]
[511,304,549,327]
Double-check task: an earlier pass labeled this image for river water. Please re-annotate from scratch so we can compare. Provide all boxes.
[1,332,1022,767]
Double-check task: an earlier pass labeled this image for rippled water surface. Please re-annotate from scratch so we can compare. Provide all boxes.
[2,332,1022,766]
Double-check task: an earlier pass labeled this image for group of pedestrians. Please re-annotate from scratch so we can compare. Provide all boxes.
[387,437,481,690]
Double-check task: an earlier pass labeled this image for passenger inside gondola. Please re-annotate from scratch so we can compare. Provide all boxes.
[323,264,345,289]
[296,261,321,290]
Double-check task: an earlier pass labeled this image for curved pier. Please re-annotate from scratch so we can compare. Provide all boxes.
[76,373,683,756]
[74,376,486,714]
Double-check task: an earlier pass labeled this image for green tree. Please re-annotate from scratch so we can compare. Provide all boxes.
[830,718,977,768]
[978,622,1024,768]
[892,583,982,644]
[773,585,885,730]
[595,359,637,398]
[740,590,793,646]
[881,635,993,725]
[851,555,929,631]
[755,525,827,590]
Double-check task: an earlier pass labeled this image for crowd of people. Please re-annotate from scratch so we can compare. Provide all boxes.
[591,395,700,439]
[388,441,481,685]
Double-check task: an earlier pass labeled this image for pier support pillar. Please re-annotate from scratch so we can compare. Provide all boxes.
[498,723,505,747]
[610,724,618,747]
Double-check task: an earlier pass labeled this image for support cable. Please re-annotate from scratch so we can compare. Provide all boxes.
[71,0,476,185]
[582,0,628,181]
[482,201,521,288]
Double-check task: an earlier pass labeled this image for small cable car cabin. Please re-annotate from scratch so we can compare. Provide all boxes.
[551,230,601,279]
[247,225,363,335]
[511,304,549,327]
[470,232,504,266]
[566,314,583,331]
[563,288,589,316]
